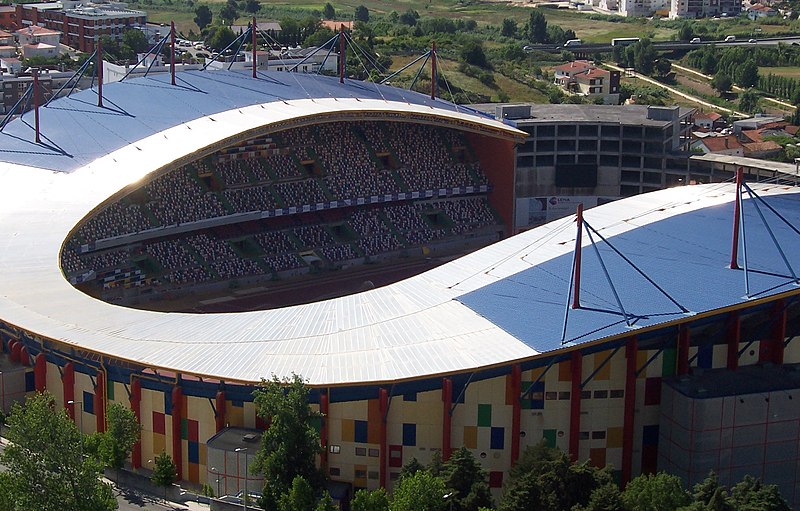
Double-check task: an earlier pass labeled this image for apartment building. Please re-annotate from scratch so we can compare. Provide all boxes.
[16,1,146,53]
[669,0,742,18]
[553,61,621,105]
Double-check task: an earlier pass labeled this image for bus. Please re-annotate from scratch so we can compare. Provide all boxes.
[611,37,640,47]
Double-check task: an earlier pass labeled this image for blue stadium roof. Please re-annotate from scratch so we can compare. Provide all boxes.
[0,69,506,172]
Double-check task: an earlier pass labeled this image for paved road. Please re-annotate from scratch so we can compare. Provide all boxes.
[605,63,749,118]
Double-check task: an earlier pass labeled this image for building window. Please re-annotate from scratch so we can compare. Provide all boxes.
[355,447,367,456]
[329,445,340,454]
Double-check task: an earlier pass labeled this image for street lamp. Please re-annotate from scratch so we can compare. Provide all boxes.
[443,491,454,511]
[235,447,248,511]
[210,466,222,498]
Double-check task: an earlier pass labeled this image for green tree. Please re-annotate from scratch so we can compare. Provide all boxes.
[244,0,260,14]
[194,5,213,30]
[739,89,760,113]
[737,59,759,88]
[354,5,369,22]
[352,488,390,511]
[151,451,177,498]
[206,25,236,50]
[621,472,690,511]
[527,10,547,43]
[427,450,445,477]
[251,374,324,510]
[712,73,732,95]
[701,51,717,74]
[501,18,517,38]
[679,22,694,41]
[574,482,623,511]
[316,492,338,511]
[279,475,317,511]
[656,58,672,78]
[632,38,656,75]
[460,39,489,68]
[398,9,419,26]
[322,2,335,19]
[399,458,425,481]
[391,470,447,511]
[121,28,149,54]
[730,475,790,511]
[0,392,116,511]
[219,0,239,25]
[442,447,493,511]
[98,403,141,473]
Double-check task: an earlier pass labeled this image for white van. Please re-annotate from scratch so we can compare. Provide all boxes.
[724,35,736,42]
[563,39,582,47]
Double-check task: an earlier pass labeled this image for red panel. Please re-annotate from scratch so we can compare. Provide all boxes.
[622,336,637,486]
[510,364,521,465]
[10,342,20,363]
[644,377,662,406]
[19,346,30,366]
[153,411,166,435]
[641,444,658,474]
[379,388,388,488]
[215,390,226,433]
[320,391,329,469]
[388,445,403,468]
[171,386,183,481]
[727,311,740,370]
[463,133,517,233]
[488,471,504,488]
[569,351,583,462]
[34,353,46,392]
[188,419,199,442]
[95,370,106,433]
[63,362,75,421]
[442,378,452,461]
[677,325,690,376]
[130,378,142,469]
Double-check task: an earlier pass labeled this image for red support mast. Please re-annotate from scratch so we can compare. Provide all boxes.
[97,40,104,108]
[170,22,176,86]
[252,17,258,79]
[338,25,345,84]
[430,41,436,100]
[572,203,584,309]
[730,167,743,269]
[32,68,41,143]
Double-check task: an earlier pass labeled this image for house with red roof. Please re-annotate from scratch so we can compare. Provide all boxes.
[693,111,725,130]
[691,134,744,156]
[553,60,621,104]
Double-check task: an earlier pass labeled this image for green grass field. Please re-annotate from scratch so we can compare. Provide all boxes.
[759,66,800,79]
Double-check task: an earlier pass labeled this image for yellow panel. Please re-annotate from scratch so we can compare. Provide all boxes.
[153,432,166,455]
[200,443,207,466]
[607,426,623,449]
[593,352,611,381]
[341,419,355,443]
[227,403,244,427]
[463,426,477,449]
[636,350,648,378]
[150,389,164,413]
[558,360,572,382]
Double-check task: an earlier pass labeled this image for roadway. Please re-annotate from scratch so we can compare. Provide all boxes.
[524,36,800,54]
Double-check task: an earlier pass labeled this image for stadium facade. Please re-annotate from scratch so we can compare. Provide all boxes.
[2,69,800,507]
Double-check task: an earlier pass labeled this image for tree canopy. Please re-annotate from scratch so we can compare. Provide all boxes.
[354,5,369,23]
[0,392,116,511]
[194,5,212,30]
[98,403,141,472]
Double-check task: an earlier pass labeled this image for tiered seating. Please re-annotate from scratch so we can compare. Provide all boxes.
[213,159,252,187]
[223,185,277,213]
[77,202,151,241]
[319,243,359,262]
[262,253,303,272]
[186,233,237,263]
[166,266,212,285]
[350,209,402,257]
[437,197,497,234]
[293,225,334,249]
[314,123,397,198]
[146,169,226,226]
[274,179,327,207]
[210,257,265,279]
[254,230,295,254]
[262,153,301,181]
[145,239,196,270]
[383,203,445,245]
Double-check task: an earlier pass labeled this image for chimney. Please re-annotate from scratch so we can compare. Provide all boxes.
[725,138,729,148]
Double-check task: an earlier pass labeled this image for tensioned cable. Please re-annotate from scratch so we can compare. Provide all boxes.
[341,31,387,102]
[256,29,315,99]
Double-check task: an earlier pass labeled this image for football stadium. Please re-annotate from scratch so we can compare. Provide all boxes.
[2,63,800,507]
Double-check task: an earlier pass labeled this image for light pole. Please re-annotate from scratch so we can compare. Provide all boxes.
[210,466,222,497]
[67,400,83,456]
[444,491,454,511]
[235,447,248,511]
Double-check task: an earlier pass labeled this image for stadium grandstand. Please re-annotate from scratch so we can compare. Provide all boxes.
[3,33,800,509]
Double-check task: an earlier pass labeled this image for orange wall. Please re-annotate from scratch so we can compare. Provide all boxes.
[466,133,517,233]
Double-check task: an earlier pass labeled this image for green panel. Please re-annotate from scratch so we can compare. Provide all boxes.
[543,429,557,448]
[106,379,114,401]
[521,399,532,410]
[181,418,188,440]
[310,416,322,434]
[521,381,534,394]
[477,404,492,427]
[662,348,677,377]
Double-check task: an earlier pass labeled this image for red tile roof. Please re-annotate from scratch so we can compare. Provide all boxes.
[554,60,593,73]
[701,135,742,152]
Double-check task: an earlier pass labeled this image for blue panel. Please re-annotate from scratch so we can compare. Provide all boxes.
[697,344,713,369]
[490,427,505,450]
[403,392,417,402]
[354,420,368,443]
[188,441,199,464]
[458,196,800,354]
[24,371,35,392]
[642,425,659,446]
[164,389,172,415]
[83,391,94,415]
[402,423,416,446]
[530,381,545,410]
[231,400,244,407]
